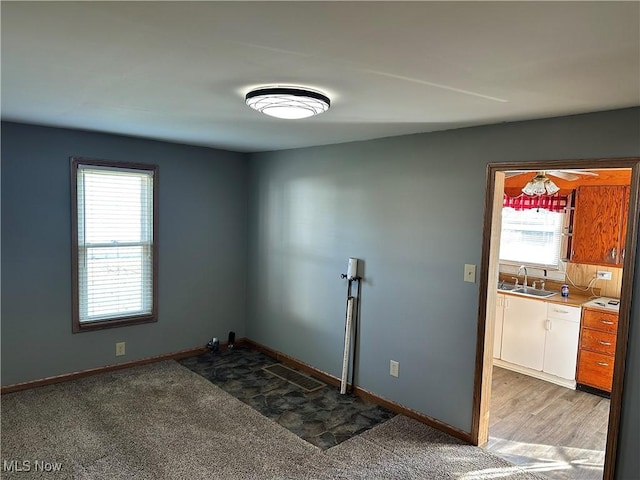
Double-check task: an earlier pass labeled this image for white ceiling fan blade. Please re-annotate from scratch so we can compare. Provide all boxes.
[504,171,527,178]
[562,169,598,177]
[548,171,579,181]
[555,169,599,177]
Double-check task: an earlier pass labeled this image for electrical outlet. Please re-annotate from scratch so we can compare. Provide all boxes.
[390,360,399,378]
[596,271,612,280]
[115,342,126,356]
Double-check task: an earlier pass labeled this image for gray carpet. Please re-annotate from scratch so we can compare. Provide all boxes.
[1,361,547,479]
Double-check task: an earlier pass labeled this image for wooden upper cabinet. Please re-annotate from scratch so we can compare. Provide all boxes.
[620,186,630,264]
[571,185,629,266]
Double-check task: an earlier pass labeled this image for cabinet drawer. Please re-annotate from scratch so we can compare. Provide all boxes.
[577,350,614,392]
[582,309,618,333]
[547,304,581,322]
[580,328,617,356]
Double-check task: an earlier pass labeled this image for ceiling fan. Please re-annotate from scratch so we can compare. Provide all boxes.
[505,170,599,196]
[505,169,599,181]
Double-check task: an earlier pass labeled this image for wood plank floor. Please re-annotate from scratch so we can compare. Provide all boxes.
[485,366,609,480]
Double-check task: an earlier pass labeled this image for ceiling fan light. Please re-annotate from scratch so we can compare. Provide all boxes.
[545,179,560,195]
[522,177,547,196]
[522,172,560,196]
[245,87,330,119]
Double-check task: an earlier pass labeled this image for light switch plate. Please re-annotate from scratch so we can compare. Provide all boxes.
[390,360,399,378]
[464,264,476,283]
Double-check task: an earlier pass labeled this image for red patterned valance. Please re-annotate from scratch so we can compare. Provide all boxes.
[503,194,568,212]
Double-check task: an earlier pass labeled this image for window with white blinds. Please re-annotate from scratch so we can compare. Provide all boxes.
[72,158,157,332]
[499,207,564,268]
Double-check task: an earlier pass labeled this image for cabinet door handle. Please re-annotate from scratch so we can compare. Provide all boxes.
[598,340,613,346]
[600,320,615,325]
[611,247,617,261]
[545,320,552,331]
[596,361,609,367]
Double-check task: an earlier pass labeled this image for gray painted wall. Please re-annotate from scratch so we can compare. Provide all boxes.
[1,122,248,385]
[246,108,640,476]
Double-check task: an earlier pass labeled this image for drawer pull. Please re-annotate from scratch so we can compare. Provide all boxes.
[553,309,570,314]
[596,361,609,367]
[600,320,615,325]
[598,340,612,346]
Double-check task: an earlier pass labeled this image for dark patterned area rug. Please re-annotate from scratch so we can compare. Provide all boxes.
[179,346,395,449]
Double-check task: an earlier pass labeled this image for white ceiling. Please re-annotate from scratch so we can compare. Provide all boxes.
[2,2,639,153]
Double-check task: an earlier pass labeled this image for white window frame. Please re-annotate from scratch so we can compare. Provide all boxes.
[499,207,565,270]
[71,157,158,332]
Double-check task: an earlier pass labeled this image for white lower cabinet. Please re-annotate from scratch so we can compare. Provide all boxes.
[493,294,505,359]
[543,304,581,379]
[495,294,581,387]
[500,295,547,370]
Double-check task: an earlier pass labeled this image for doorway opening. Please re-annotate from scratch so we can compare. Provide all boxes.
[472,158,640,479]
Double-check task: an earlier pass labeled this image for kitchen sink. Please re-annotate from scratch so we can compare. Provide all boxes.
[497,283,518,291]
[512,287,556,298]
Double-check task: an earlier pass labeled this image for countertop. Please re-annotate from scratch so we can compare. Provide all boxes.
[499,289,595,308]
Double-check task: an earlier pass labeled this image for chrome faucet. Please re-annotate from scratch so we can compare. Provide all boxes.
[518,265,528,288]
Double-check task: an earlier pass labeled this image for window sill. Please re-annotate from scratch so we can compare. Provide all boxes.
[73,314,157,333]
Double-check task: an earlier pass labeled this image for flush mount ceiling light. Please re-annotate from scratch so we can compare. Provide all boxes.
[245,87,330,120]
[522,172,560,196]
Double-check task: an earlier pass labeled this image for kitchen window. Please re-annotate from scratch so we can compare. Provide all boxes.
[499,206,564,269]
[71,158,158,332]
